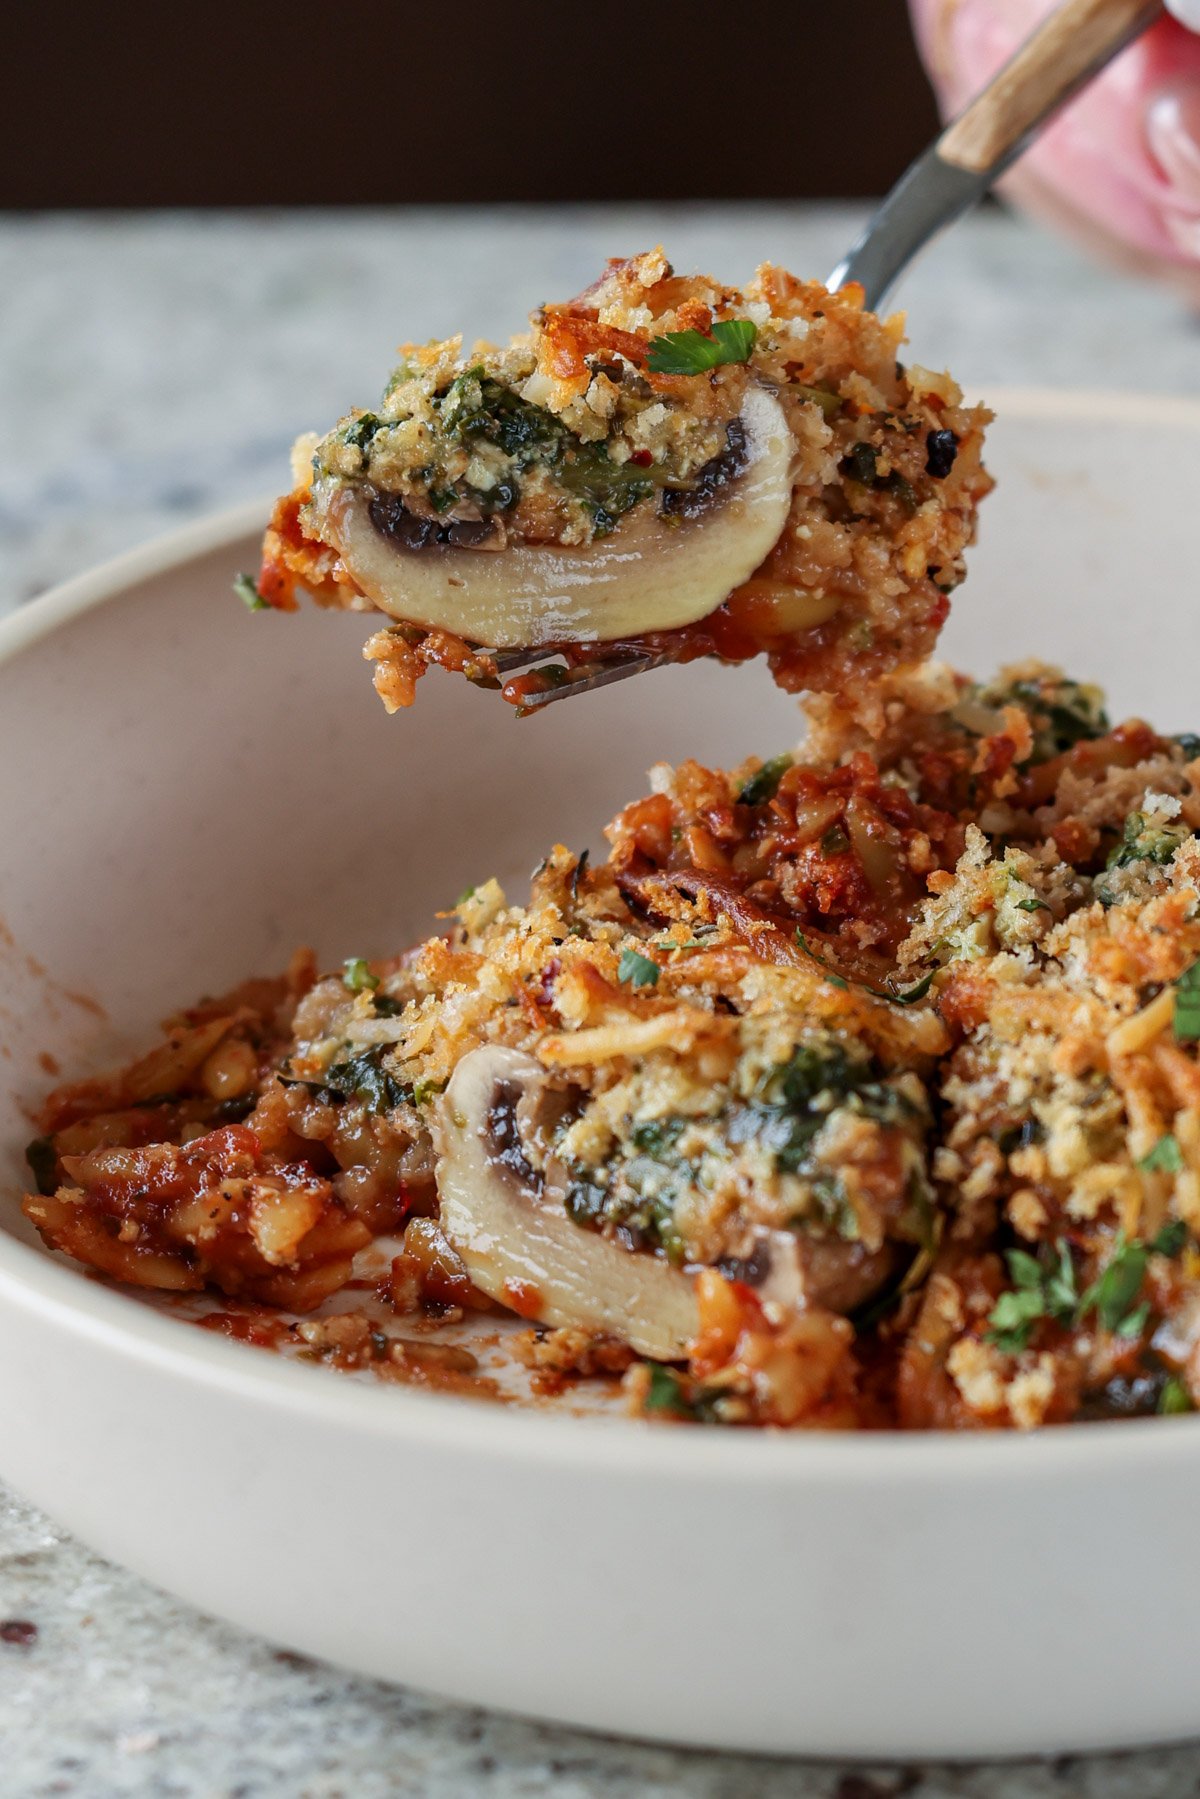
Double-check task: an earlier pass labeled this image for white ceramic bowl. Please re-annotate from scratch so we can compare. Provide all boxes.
[2,391,1199,1760]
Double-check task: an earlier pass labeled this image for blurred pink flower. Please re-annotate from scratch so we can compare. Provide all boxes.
[909,0,1200,286]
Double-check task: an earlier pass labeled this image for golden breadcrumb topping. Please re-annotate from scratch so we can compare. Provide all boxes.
[254,251,991,717]
[25,664,1200,1429]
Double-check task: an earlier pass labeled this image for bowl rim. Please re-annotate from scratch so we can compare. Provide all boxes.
[5,383,1200,1483]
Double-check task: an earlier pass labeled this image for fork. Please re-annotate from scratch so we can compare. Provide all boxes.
[489,0,1165,712]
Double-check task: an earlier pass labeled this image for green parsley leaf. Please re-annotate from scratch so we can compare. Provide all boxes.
[985,1286,1046,1354]
[646,318,758,376]
[1006,1247,1045,1291]
[1115,1300,1151,1340]
[1158,1374,1194,1415]
[25,1135,58,1197]
[233,572,269,611]
[1174,961,1200,1040]
[1077,1232,1149,1334]
[1139,1135,1184,1175]
[342,957,380,994]
[1043,1239,1080,1319]
[1015,895,1051,913]
[617,947,660,989]
[738,753,793,806]
[986,1240,1078,1351]
[990,1226,1185,1355]
[1152,1219,1188,1257]
[412,1076,447,1108]
[641,1363,699,1418]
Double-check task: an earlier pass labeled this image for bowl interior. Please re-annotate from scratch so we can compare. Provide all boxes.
[1,392,1196,1245]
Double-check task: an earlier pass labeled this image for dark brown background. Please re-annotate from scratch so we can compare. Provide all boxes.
[6,1,940,208]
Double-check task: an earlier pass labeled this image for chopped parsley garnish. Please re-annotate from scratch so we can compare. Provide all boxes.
[1139,1134,1184,1175]
[988,1225,1189,1352]
[737,753,793,806]
[641,1364,699,1417]
[342,957,379,994]
[617,947,660,989]
[1077,1236,1150,1337]
[1014,895,1051,913]
[1151,1218,1188,1257]
[639,1363,721,1421]
[1158,1375,1194,1415]
[25,1136,58,1196]
[233,573,268,611]
[412,1076,446,1108]
[645,318,758,376]
[1174,961,1200,1040]
[986,1242,1078,1353]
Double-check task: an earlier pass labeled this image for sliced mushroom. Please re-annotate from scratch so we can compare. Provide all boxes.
[741,1228,899,1316]
[712,1227,897,1317]
[307,386,796,648]
[434,1045,699,1360]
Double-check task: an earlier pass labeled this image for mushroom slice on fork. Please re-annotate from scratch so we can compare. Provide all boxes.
[305,386,796,650]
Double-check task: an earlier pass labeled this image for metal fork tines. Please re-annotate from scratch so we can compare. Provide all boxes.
[481,646,675,710]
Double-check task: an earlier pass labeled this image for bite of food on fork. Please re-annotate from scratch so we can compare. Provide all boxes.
[248,250,992,715]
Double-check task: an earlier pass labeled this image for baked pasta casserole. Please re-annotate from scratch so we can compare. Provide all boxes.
[25,662,1200,1429]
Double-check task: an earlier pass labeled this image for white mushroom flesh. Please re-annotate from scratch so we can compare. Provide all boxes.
[434,1046,699,1360]
[309,386,796,648]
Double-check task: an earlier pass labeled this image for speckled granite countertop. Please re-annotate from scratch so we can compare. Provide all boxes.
[2,206,1199,1798]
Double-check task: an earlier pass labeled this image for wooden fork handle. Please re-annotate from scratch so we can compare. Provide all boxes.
[939,0,1165,175]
